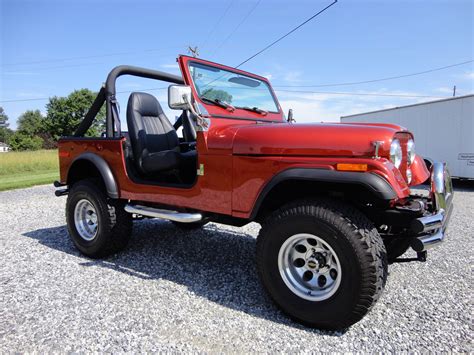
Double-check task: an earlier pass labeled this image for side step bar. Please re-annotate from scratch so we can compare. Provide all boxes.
[124,204,202,223]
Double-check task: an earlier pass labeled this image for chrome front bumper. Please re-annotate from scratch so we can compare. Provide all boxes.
[410,162,454,252]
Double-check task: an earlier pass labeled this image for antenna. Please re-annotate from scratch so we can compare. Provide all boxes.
[188,46,199,58]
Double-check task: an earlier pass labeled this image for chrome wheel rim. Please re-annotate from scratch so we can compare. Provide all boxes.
[74,199,98,241]
[278,233,342,301]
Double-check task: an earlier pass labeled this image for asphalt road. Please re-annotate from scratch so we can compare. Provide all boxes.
[1,184,472,352]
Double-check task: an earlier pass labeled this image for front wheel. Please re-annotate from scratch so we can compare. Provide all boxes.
[257,199,388,330]
[66,179,132,258]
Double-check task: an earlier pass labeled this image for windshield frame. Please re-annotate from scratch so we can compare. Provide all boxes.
[180,56,284,122]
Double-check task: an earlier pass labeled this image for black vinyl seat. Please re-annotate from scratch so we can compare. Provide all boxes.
[126,92,196,175]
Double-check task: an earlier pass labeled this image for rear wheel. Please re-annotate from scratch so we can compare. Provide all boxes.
[66,179,132,258]
[257,199,388,330]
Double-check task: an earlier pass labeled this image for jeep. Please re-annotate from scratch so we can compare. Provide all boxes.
[55,55,454,330]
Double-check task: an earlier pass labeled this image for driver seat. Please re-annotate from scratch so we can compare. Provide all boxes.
[126,92,196,175]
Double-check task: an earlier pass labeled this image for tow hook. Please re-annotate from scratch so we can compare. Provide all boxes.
[393,250,428,263]
[417,251,427,262]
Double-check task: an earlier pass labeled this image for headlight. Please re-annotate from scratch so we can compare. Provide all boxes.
[407,139,415,165]
[390,139,402,168]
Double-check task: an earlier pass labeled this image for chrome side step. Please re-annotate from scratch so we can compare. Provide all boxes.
[124,204,202,223]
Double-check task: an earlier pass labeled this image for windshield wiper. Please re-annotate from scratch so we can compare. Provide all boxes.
[240,106,268,116]
[201,97,235,112]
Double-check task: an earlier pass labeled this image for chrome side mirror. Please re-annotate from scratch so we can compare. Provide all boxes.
[168,85,192,110]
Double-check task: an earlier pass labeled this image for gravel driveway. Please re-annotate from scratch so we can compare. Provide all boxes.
[0,184,472,352]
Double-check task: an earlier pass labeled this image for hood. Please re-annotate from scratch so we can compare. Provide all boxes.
[232,122,406,157]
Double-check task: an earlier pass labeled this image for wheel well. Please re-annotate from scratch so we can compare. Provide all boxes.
[254,179,389,223]
[67,160,104,189]
[66,153,119,198]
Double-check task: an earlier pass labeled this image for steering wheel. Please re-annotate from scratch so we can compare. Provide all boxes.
[174,110,197,143]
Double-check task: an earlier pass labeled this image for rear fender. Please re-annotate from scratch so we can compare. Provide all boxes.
[67,153,119,198]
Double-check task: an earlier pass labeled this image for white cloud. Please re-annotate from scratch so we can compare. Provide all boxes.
[465,71,474,79]
[283,70,304,84]
[435,86,455,94]
[277,89,438,123]
[161,63,180,70]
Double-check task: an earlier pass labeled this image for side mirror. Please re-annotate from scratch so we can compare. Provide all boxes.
[287,109,295,123]
[168,85,192,110]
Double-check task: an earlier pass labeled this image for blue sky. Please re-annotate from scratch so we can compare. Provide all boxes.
[1,0,473,129]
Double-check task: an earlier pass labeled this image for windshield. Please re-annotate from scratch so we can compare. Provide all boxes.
[188,62,280,113]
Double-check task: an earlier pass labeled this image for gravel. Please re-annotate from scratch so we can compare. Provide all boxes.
[0,184,472,352]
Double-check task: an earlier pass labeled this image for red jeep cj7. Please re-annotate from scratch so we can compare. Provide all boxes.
[55,55,453,330]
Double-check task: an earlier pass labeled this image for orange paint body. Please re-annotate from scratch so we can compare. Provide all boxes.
[58,56,430,220]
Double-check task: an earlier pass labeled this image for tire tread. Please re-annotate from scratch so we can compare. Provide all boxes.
[257,198,388,329]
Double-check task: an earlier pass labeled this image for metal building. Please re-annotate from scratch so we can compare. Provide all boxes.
[341,94,474,179]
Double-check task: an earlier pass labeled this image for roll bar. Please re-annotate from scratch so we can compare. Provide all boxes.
[74,65,184,137]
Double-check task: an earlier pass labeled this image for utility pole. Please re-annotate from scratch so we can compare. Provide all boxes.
[453,85,456,97]
[188,46,199,58]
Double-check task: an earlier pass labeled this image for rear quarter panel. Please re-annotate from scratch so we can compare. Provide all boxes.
[58,135,235,215]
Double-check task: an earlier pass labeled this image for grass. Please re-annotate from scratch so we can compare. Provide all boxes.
[0,150,59,191]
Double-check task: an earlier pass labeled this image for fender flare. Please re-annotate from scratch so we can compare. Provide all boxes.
[250,168,397,220]
[69,152,119,198]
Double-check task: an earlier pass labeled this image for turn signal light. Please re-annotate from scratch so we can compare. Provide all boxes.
[336,163,368,172]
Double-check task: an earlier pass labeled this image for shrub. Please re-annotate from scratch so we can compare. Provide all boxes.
[9,132,44,151]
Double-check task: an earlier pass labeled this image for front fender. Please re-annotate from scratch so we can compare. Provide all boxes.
[250,168,397,220]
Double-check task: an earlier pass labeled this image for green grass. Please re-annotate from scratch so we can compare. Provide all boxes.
[0,150,59,191]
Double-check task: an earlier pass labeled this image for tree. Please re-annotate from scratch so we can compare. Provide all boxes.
[0,107,8,127]
[201,88,233,103]
[0,127,13,144]
[45,89,105,139]
[0,107,13,144]
[9,132,43,151]
[17,110,46,136]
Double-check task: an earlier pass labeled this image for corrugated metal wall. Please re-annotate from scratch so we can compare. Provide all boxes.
[341,95,474,178]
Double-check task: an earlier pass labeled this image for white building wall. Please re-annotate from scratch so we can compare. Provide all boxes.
[341,95,474,179]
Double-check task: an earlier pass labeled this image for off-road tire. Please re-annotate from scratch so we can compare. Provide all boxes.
[257,198,388,330]
[172,221,208,230]
[66,179,132,258]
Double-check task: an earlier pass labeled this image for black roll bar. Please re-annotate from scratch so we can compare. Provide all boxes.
[74,65,184,137]
[74,86,106,137]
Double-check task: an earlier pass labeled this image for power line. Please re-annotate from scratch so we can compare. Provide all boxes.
[1,47,181,67]
[235,0,338,68]
[3,62,105,73]
[211,0,262,57]
[274,89,448,99]
[201,0,235,50]
[1,52,178,76]
[273,59,474,88]
[0,88,455,104]
[0,87,168,103]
